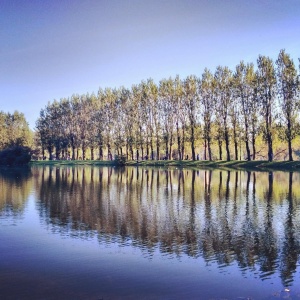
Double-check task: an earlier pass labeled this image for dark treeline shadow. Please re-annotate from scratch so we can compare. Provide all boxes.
[32,166,300,285]
[0,166,32,214]
[0,166,31,183]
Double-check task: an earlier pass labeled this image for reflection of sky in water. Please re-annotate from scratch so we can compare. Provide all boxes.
[1,167,300,299]
[1,196,289,300]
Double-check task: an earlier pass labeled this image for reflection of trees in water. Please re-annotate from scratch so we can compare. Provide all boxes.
[0,167,32,214]
[33,166,300,286]
[279,172,300,286]
[257,172,278,280]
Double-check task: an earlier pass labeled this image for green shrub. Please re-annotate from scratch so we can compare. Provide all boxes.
[113,154,126,166]
[0,146,31,166]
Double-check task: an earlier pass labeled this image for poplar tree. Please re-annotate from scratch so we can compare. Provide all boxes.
[234,62,256,160]
[230,92,241,160]
[69,95,81,160]
[145,79,159,160]
[132,83,146,160]
[183,75,199,160]
[276,49,299,161]
[174,75,187,160]
[256,55,277,162]
[159,78,176,159]
[47,100,67,159]
[140,80,156,159]
[214,66,233,161]
[103,88,117,160]
[85,93,99,160]
[147,80,161,160]
[113,87,129,156]
[122,88,135,160]
[249,75,260,160]
[200,68,214,160]
[95,89,106,160]
[36,107,55,160]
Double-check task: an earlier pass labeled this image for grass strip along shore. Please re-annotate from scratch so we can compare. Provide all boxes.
[29,160,300,172]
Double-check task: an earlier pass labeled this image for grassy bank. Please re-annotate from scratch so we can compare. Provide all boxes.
[29,160,116,167]
[127,159,300,171]
[29,159,300,171]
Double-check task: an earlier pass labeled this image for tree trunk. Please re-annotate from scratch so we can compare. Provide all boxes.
[181,128,185,160]
[55,147,60,160]
[146,139,149,157]
[90,146,94,160]
[156,136,160,160]
[169,134,173,160]
[99,145,103,160]
[176,122,181,160]
[287,120,293,161]
[150,137,154,160]
[107,143,112,160]
[72,145,75,160]
[190,125,196,161]
[252,132,256,160]
[224,128,230,161]
[208,136,212,161]
[288,137,293,161]
[130,145,133,160]
[267,136,273,161]
[218,138,222,160]
[245,138,250,161]
[48,146,53,160]
[82,145,86,160]
[266,116,273,162]
[233,129,238,161]
[245,123,251,161]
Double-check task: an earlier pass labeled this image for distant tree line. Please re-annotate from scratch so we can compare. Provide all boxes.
[36,50,300,161]
[0,111,33,166]
[0,111,32,150]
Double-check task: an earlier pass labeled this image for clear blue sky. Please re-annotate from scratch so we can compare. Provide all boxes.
[1,0,300,129]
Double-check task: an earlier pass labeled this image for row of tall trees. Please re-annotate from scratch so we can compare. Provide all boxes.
[0,111,33,150]
[36,50,300,161]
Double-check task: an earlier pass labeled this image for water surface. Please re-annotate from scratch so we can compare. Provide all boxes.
[1,166,300,299]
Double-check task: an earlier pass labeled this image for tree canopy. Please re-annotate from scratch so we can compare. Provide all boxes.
[0,111,33,151]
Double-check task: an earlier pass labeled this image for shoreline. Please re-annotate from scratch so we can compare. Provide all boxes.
[28,159,300,172]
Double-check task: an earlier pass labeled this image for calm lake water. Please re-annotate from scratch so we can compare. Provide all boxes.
[1,166,300,300]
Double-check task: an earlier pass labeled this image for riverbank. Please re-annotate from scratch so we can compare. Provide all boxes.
[128,159,300,171]
[29,159,300,171]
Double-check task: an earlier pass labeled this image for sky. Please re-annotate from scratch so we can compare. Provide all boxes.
[1,0,300,129]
